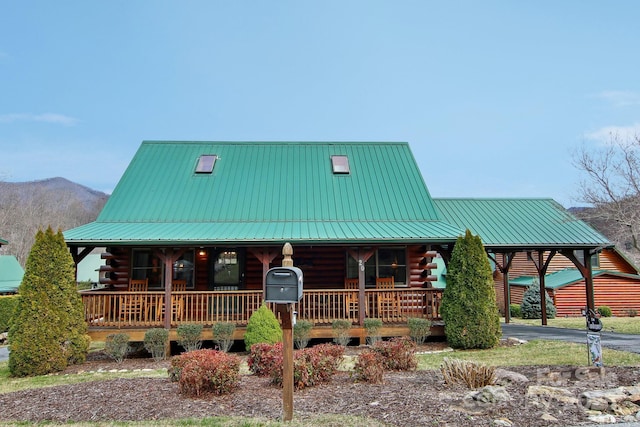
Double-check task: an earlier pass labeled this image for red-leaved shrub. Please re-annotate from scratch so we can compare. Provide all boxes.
[353,349,385,383]
[372,337,418,371]
[247,342,283,377]
[249,342,344,390]
[169,349,240,396]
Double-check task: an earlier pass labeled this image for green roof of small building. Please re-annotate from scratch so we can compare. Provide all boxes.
[433,198,610,249]
[65,141,463,245]
[0,255,24,293]
[0,237,7,245]
[509,268,640,290]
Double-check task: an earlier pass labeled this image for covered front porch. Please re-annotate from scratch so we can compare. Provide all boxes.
[80,287,444,343]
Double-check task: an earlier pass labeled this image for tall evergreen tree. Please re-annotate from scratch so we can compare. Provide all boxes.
[8,227,89,377]
[440,230,501,349]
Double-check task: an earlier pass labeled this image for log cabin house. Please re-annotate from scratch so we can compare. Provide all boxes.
[64,142,620,343]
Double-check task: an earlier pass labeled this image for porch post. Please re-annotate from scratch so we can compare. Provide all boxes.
[163,249,174,330]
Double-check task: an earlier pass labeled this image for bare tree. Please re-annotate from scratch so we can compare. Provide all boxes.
[573,134,640,263]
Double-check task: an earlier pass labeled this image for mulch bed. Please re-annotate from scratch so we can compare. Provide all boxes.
[1,342,639,426]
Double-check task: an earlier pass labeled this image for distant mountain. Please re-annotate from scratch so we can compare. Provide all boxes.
[0,178,108,267]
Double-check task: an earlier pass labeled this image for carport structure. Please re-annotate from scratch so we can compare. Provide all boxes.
[433,198,612,324]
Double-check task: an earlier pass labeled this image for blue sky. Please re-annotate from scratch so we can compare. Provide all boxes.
[2,1,640,207]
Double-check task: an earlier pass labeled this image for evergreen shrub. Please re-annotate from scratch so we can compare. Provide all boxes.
[407,317,431,345]
[597,306,612,317]
[331,319,351,346]
[243,304,282,351]
[268,343,344,390]
[509,304,522,318]
[0,295,19,333]
[440,230,502,349]
[177,324,203,352]
[293,319,313,349]
[363,318,383,345]
[144,328,169,361]
[105,333,130,363]
[8,227,90,376]
[170,349,241,396]
[212,322,236,352]
[247,342,283,377]
[520,279,556,319]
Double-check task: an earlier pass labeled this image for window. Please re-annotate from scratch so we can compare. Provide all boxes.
[131,249,195,289]
[209,249,244,290]
[573,250,600,268]
[346,247,407,287]
[195,154,217,173]
[331,155,350,174]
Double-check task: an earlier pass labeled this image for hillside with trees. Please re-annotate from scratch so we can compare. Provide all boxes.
[0,178,107,267]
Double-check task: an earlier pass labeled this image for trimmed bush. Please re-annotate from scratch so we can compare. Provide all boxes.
[212,322,236,352]
[353,349,385,383]
[144,328,169,361]
[407,317,431,345]
[170,349,241,396]
[271,343,345,390]
[509,304,522,318]
[626,308,638,317]
[177,324,203,353]
[363,318,383,346]
[244,304,282,351]
[597,306,612,317]
[372,337,417,371]
[331,319,351,346]
[247,342,283,377]
[105,333,130,363]
[520,279,556,319]
[0,295,19,333]
[293,319,313,349]
[440,230,501,350]
[8,227,90,377]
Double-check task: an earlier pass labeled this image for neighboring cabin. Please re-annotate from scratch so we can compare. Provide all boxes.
[0,255,23,295]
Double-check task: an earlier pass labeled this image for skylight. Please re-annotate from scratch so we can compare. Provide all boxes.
[331,155,350,174]
[195,155,217,173]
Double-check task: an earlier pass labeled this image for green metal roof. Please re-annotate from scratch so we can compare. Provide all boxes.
[0,255,24,293]
[65,141,463,245]
[509,268,640,290]
[433,198,610,249]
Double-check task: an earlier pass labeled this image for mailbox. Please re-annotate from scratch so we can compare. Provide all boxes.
[265,267,303,303]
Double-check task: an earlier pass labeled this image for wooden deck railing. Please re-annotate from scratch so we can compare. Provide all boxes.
[81,288,442,328]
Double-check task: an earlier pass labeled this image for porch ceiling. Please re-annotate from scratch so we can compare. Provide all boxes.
[63,219,463,246]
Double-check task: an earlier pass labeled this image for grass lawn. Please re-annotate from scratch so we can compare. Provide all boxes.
[505,316,640,334]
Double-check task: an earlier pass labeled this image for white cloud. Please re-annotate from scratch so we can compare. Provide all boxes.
[0,113,79,126]
[584,123,640,144]
[595,90,640,107]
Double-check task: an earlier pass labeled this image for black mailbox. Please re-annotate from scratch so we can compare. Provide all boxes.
[265,267,303,303]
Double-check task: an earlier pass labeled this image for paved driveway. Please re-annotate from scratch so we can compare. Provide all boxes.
[0,346,7,362]
[501,323,640,354]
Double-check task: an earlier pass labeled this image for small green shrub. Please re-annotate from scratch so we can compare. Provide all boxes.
[105,333,130,363]
[244,304,282,351]
[372,337,417,371]
[293,319,313,349]
[177,324,203,352]
[331,319,351,346]
[212,322,236,352]
[353,349,384,383]
[597,306,612,317]
[0,295,19,333]
[144,328,169,361]
[171,349,241,396]
[407,317,431,345]
[509,304,522,318]
[363,318,383,346]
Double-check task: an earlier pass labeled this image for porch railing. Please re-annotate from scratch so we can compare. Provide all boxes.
[81,288,442,328]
